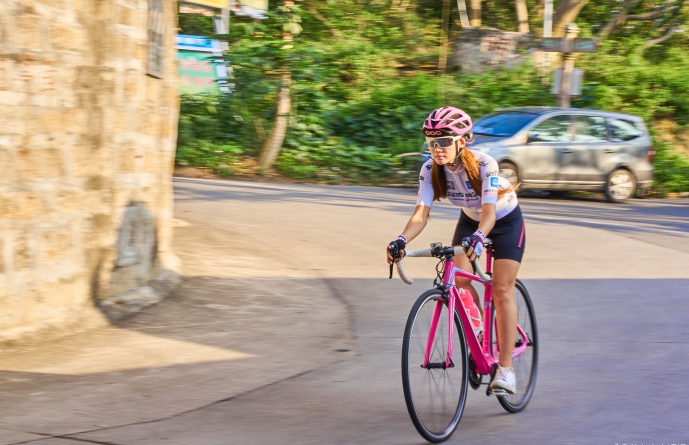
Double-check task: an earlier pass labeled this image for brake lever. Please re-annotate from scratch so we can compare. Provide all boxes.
[388,242,398,279]
[461,240,478,274]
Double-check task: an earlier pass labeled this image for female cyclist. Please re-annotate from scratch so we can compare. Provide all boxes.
[386,106,525,394]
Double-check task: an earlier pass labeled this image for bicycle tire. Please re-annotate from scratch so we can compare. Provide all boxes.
[491,279,539,413]
[402,289,468,443]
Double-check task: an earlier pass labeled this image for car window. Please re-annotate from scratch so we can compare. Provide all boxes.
[573,115,607,142]
[472,112,540,137]
[608,118,643,141]
[529,115,572,142]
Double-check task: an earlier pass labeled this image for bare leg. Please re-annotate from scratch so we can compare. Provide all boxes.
[492,258,520,368]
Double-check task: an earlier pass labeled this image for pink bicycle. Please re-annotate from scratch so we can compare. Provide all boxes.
[392,240,538,443]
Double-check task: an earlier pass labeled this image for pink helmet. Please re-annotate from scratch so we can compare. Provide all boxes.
[422,106,473,138]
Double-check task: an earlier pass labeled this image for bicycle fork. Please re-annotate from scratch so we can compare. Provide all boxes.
[422,293,456,369]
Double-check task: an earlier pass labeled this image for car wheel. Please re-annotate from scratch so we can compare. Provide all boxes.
[604,169,636,203]
[498,162,519,189]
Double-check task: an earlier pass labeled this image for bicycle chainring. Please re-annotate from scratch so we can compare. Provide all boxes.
[468,355,482,389]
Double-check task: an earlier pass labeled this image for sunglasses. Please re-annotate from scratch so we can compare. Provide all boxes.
[426,136,462,149]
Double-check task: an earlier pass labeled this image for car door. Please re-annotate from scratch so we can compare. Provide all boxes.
[567,114,612,185]
[522,114,573,187]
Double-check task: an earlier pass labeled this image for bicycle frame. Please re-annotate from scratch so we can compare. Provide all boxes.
[423,247,530,376]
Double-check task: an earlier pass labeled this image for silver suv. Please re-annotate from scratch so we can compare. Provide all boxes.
[426,107,655,203]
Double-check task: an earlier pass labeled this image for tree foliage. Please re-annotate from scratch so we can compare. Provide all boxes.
[177,0,689,192]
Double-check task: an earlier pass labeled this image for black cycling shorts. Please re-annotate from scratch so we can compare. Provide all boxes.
[451,205,526,263]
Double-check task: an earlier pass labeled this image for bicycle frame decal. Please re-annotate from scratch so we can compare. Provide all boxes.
[423,247,527,375]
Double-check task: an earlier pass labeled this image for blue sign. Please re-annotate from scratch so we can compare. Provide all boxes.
[175,35,220,52]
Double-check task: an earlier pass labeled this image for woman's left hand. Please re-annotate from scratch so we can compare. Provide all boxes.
[463,230,485,261]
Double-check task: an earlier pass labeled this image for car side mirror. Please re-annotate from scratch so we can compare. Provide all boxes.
[526,134,541,143]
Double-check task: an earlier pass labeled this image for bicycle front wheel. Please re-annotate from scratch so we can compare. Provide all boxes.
[402,289,468,443]
[493,279,539,413]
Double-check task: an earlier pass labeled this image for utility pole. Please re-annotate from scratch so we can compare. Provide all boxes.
[456,0,470,28]
[542,0,553,72]
[559,23,579,108]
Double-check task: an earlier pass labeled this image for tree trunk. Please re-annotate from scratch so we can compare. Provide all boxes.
[468,0,482,27]
[258,70,292,169]
[439,0,451,72]
[596,0,642,40]
[515,0,530,33]
[552,0,589,36]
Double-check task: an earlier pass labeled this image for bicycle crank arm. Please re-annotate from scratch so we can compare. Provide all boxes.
[422,362,455,369]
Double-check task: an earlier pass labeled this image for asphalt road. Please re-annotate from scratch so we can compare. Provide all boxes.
[4,179,688,445]
[162,180,689,444]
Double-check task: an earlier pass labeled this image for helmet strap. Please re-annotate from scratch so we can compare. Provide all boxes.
[447,141,463,167]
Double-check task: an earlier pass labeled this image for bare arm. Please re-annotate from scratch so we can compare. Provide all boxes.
[477,202,496,238]
[466,202,496,261]
[387,205,430,264]
[401,205,431,244]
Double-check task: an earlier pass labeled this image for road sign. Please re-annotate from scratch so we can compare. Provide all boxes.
[539,37,597,53]
[540,37,563,52]
[176,35,232,94]
[551,68,583,95]
[571,38,596,53]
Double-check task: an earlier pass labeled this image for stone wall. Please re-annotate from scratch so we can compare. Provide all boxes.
[0,0,181,342]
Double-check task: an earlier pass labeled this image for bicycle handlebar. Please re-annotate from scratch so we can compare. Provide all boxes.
[395,245,492,285]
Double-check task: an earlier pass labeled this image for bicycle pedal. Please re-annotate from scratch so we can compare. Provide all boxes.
[491,389,508,397]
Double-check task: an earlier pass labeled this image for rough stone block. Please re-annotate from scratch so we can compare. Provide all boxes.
[38,230,72,263]
[35,0,67,7]
[142,148,161,174]
[50,23,88,52]
[123,69,141,98]
[117,6,138,27]
[116,147,136,174]
[0,238,5,274]
[74,67,116,96]
[4,191,47,220]
[0,105,27,134]
[28,107,86,134]
[0,60,12,90]
[14,14,44,50]
[69,145,111,178]
[0,148,15,184]
[56,188,112,214]
[17,147,64,179]
[104,108,129,133]
[13,232,34,271]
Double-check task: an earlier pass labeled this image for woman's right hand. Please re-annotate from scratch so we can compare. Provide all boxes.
[386,238,406,264]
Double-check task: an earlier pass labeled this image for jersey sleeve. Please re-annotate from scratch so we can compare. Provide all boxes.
[480,156,500,206]
[416,160,434,208]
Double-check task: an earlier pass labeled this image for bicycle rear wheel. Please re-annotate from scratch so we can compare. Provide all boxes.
[492,279,538,413]
[402,289,468,443]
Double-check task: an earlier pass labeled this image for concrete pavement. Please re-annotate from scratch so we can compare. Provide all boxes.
[0,189,355,443]
[2,178,689,444]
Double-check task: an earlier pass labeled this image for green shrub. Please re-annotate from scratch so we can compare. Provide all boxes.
[652,141,689,194]
[176,140,244,177]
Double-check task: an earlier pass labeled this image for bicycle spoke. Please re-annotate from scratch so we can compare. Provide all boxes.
[496,280,539,413]
[402,290,468,442]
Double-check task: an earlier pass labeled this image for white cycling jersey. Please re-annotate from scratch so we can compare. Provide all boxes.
[416,151,518,221]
